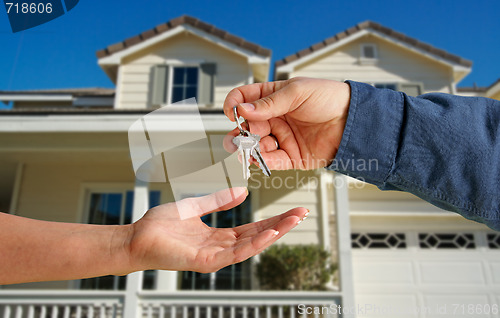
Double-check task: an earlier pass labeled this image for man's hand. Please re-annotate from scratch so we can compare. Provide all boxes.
[223,77,351,170]
[128,188,308,273]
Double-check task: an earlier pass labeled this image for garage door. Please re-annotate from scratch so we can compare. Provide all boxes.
[351,229,500,318]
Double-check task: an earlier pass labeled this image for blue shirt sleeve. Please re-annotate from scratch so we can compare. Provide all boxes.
[328,80,500,231]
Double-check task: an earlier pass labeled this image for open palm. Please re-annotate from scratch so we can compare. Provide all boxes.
[128,188,308,273]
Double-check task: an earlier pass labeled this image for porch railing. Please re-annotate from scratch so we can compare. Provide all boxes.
[0,291,125,318]
[0,291,342,318]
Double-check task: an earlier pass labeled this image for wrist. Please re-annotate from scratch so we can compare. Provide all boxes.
[327,81,351,163]
[109,224,137,276]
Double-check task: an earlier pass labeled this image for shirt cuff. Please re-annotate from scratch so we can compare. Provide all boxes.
[327,81,404,187]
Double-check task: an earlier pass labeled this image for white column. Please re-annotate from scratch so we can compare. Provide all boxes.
[333,174,356,317]
[9,162,24,215]
[123,179,149,318]
[155,271,178,290]
[319,171,332,251]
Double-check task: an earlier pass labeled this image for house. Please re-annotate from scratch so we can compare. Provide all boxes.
[457,78,500,100]
[0,16,498,318]
[0,15,347,318]
[275,20,500,316]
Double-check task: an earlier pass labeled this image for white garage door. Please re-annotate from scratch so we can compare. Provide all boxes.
[351,229,500,318]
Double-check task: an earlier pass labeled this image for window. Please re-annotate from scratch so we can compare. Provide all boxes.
[180,194,252,290]
[171,67,199,103]
[373,82,423,96]
[487,233,500,249]
[360,43,377,59]
[351,233,406,249]
[151,63,216,107]
[79,189,161,290]
[399,83,422,96]
[419,233,475,249]
[374,83,397,91]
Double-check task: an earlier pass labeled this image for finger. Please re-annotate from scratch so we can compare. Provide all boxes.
[175,187,248,220]
[223,120,273,153]
[208,214,301,270]
[247,120,271,136]
[260,135,279,152]
[232,212,305,263]
[235,207,308,239]
[259,150,294,170]
[223,81,290,121]
[223,128,240,153]
[235,82,307,122]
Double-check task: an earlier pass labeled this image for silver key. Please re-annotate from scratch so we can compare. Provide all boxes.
[232,105,271,179]
[252,142,271,177]
[233,133,258,180]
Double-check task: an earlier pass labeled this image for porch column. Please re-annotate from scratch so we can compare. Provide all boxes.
[319,170,332,251]
[333,174,356,317]
[124,179,149,318]
[155,271,178,290]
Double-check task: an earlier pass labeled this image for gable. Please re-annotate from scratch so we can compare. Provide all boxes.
[97,16,271,84]
[276,21,471,84]
[122,30,248,66]
[291,33,454,93]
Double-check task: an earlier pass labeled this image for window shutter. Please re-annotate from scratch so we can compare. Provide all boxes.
[199,63,217,106]
[152,65,169,106]
[399,83,423,96]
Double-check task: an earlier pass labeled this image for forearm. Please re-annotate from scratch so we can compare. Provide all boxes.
[330,81,500,230]
[0,213,133,285]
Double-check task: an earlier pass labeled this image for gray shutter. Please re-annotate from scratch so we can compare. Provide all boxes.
[199,63,216,106]
[399,83,422,96]
[152,65,169,106]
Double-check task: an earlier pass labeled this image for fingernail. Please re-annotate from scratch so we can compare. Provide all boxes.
[296,219,302,225]
[302,216,308,221]
[245,188,249,196]
[304,211,310,217]
[240,103,255,111]
[273,230,279,236]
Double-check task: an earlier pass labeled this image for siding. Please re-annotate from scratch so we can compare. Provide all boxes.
[16,162,135,223]
[256,170,322,245]
[118,32,249,109]
[290,34,454,94]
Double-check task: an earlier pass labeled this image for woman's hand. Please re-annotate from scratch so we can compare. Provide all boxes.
[128,187,308,273]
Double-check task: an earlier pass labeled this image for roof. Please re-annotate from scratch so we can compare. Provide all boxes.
[0,107,224,115]
[0,87,115,97]
[275,20,472,69]
[457,78,500,93]
[96,15,271,59]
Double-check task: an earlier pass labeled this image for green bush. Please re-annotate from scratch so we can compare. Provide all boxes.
[256,244,337,291]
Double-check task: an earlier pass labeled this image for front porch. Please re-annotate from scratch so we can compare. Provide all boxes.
[0,114,356,318]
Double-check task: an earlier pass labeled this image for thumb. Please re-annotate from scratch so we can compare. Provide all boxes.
[236,82,303,121]
[175,187,248,220]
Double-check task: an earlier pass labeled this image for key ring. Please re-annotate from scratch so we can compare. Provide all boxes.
[233,106,250,136]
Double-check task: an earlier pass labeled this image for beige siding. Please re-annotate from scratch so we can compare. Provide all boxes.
[290,34,454,94]
[118,32,249,109]
[256,170,322,245]
[16,162,135,223]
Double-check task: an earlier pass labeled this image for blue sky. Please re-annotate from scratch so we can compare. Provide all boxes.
[1,0,499,91]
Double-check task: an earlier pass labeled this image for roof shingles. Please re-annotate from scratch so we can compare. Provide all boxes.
[96,15,271,58]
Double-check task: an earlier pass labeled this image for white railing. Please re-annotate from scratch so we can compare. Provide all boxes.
[0,291,341,318]
[139,291,342,318]
[0,291,124,318]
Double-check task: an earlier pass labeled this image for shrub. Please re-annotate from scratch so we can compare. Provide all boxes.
[256,244,337,290]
